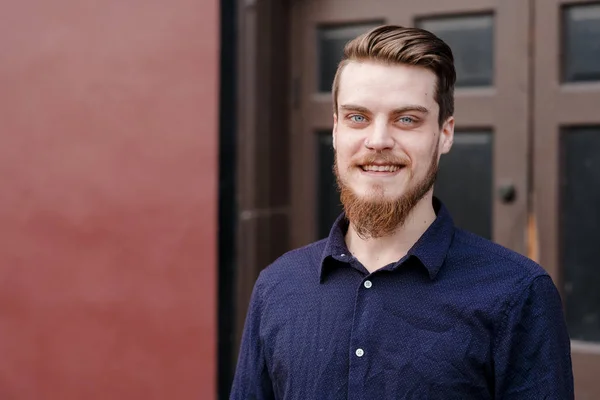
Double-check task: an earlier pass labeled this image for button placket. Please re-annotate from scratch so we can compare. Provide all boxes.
[348,274,377,397]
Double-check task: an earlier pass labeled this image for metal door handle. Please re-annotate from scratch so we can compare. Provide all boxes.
[498,184,516,203]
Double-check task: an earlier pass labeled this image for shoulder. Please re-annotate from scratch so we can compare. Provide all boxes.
[448,228,550,290]
[445,228,564,331]
[255,238,328,288]
[250,239,328,321]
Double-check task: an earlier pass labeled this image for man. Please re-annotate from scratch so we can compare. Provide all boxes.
[230,25,573,399]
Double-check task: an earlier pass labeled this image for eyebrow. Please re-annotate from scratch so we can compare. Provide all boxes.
[340,104,430,115]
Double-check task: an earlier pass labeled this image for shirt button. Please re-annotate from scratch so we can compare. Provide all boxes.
[364,280,372,289]
[355,348,364,357]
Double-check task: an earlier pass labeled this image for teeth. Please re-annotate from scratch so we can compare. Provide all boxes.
[362,165,400,172]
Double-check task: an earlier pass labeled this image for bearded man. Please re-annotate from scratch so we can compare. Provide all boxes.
[230,25,573,399]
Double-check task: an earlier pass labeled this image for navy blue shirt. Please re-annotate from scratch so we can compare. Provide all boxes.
[231,199,573,399]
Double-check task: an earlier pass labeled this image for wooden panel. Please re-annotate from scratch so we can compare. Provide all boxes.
[534,0,600,281]
[454,89,494,127]
[534,0,600,396]
[557,85,600,124]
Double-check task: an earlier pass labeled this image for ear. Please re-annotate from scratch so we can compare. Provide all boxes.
[332,113,338,150]
[439,116,454,155]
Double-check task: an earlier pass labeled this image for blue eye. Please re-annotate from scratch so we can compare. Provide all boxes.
[398,116,415,124]
[349,115,366,123]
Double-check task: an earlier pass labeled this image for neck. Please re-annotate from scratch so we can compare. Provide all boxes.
[345,194,437,273]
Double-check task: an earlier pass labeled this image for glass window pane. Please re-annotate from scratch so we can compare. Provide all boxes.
[418,15,494,87]
[434,131,493,239]
[561,127,600,342]
[563,4,600,82]
[317,23,382,92]
[317,132,343,239]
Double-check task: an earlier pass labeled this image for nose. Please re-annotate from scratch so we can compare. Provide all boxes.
[365,120,394,151]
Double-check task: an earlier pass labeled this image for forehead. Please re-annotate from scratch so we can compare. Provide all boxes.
[337,61,438,113]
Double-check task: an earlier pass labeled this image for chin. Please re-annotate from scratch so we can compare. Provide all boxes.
[355,186,401,202]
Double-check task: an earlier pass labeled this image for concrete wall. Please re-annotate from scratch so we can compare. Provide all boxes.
[0,0,218,398]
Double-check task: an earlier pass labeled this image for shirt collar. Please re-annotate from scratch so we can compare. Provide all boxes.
[319,197,455,282]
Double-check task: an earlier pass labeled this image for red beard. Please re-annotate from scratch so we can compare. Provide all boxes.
[334,151,438,239]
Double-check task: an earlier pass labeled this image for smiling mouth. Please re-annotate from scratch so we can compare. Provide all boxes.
[360,164,403,172]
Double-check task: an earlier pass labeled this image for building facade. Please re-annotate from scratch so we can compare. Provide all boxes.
[1,0,219,398]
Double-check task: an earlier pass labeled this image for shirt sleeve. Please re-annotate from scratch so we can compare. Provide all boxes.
[493,274,574,399]
[230,276,275,400]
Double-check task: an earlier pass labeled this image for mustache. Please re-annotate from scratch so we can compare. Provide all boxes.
[353,152,410,166]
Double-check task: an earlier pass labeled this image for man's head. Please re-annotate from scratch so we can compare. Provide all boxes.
[332,25,456,238]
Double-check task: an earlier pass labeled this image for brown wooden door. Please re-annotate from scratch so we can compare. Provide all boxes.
[534,0,600,397]
[289,0,600,396]
[289,0,531,254]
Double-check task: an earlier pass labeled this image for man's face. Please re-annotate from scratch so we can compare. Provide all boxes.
[333,61,454,237]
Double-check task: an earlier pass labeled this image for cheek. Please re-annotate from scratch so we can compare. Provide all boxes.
[412,149,437,175]
[335,139,358,163]
[335,150,352,173]
[337,135,364,159]
[409,136,439,164]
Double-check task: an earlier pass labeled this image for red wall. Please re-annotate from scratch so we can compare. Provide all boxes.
[0,0,218,398]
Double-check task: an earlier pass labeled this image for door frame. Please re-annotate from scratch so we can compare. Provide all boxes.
[533,0,600,395]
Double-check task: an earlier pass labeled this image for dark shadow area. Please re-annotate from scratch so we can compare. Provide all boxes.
[218,0,237,397]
